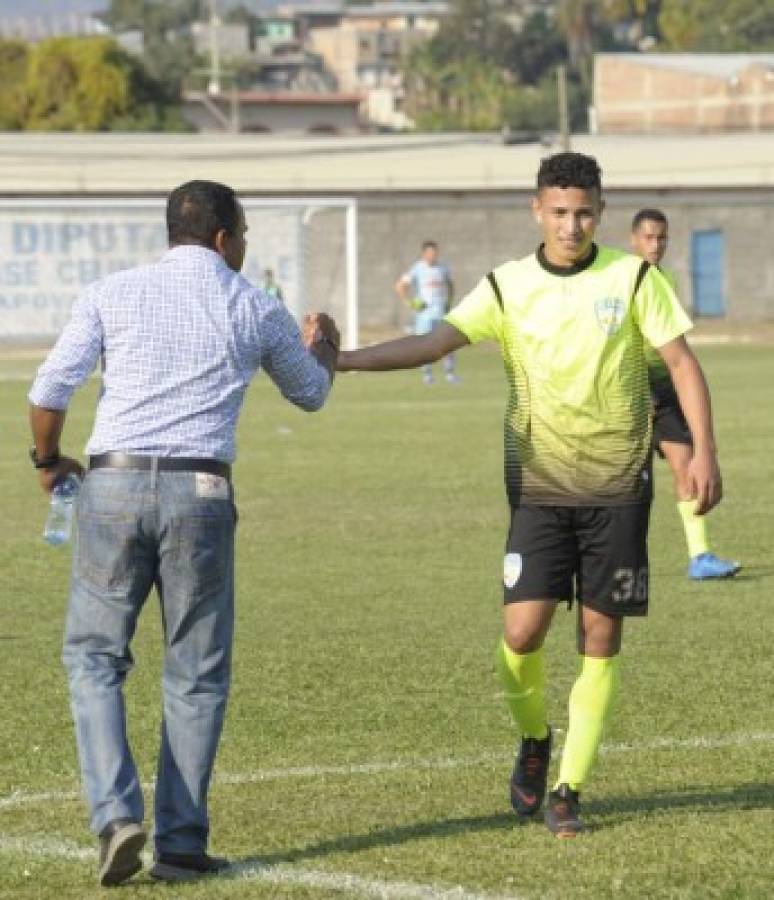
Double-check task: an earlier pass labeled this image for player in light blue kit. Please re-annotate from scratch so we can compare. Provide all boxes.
[396,240,459,384]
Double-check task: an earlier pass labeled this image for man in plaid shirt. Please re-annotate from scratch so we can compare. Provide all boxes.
[29,180,340,886]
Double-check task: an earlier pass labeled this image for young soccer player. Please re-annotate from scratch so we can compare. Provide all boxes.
[630,209,740,580]
[395,240,459,384]
[314,152,721,837]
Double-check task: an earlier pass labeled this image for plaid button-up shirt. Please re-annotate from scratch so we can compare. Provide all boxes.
[29,245,331,462]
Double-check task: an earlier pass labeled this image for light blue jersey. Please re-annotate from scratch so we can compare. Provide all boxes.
[405,259,452,333]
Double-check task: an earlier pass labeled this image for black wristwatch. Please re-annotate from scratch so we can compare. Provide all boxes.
[29,446,61,469]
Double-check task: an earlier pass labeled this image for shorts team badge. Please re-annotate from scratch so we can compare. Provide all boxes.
[504,553,523,589]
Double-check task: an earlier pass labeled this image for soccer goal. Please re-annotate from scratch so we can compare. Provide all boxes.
[0,196,359,348]
[241,197,358,350]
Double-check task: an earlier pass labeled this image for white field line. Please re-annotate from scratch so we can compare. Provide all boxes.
[2,730,773,813]
[0,835,93,862]
[0,835,521,900]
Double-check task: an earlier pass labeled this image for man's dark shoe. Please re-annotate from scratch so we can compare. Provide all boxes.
[150,851,230,882]
[510,727,552,817]
[544,783,585,837]
[98,818,146,887]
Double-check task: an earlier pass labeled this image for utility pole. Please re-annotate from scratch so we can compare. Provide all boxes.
[207,0,221,95]
[557,64,571,151]
[230,82,240,133]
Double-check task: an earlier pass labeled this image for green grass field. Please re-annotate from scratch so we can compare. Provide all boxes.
[1,343,772,899]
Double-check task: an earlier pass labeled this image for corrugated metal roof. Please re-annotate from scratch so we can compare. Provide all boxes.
[185,90,363,104]
[2,131,774,194]
[279,1,448,16]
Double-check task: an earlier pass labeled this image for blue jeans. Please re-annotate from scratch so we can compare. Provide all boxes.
[62,468,236,854]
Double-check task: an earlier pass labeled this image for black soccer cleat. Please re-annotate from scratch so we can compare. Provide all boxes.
[544,783,585,837]
[510,727,552,817]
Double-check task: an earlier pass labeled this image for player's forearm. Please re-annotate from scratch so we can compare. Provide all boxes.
[670,355,716,453]
[338,334,443,371]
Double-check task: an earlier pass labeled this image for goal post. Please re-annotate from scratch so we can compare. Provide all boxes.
[241,197,358,350]
[0,196,359,348]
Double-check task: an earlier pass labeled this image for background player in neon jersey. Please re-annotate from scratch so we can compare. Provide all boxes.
[630,208,740,580]
[311,153,722,838]
[395,240,459,384]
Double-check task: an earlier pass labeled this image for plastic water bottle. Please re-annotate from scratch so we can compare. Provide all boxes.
[43,473,81,546]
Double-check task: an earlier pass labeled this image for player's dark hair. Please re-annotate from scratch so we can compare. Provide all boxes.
[536,152,602,192]
[422,240,438,250]
[632,208,668,231]
[167,180,241,247]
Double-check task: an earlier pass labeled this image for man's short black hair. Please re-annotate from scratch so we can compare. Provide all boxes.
[167,180,241,247]
[422,239,438,250]
[632,208,668,231]
[536,152,602,192]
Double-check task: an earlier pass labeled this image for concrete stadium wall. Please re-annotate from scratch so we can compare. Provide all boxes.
[2,187,772,345]
[352,188,774,331]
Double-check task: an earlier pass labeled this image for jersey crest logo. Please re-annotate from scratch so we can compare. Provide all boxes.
[594,297,625,335]
[503,553,522,589]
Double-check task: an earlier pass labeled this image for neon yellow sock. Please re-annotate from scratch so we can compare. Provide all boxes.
[556,655,620,791]
[678,499,710,558]
[495,641,548,740]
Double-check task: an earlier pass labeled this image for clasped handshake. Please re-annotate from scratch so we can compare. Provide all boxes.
[302,312,341,356]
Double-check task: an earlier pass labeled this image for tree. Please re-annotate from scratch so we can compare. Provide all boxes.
[428,0,510,65]
[18,36,185,131]
[0,40,29,129]
[401,0,520,131]
[505,11,567,86]
[602,0,664,41]
[402,0,569,132]
[658,0,774,50]
[403,44,512,131]
[502,68,588,134]
[102,0,200,99]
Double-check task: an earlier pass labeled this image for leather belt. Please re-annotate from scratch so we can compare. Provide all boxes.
[89,452,230,480]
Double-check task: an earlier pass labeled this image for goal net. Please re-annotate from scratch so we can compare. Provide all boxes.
[0,196,358,348]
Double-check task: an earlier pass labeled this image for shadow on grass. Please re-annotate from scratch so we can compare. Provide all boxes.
[228,810,517,873]
[586,782,774,821]
[717,566,774,581]
[223,784,774,874]
[653,565,773,582]
[111,787,774,888]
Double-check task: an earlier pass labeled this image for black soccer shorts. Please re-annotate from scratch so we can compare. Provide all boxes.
[503,503,652,617]
[651,377,693,456]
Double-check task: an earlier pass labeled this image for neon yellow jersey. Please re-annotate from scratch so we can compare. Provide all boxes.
[445,245,692,506]
[644,266,678,382]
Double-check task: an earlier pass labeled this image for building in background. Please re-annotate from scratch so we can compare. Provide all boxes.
[0,9,142,54]
[3,131,774,327]
[191,20,251,59]
[0,12,107,40]
[594,53,774,134]
[181,88,362,133]
[283,1,448,129]
[184,5,351,132]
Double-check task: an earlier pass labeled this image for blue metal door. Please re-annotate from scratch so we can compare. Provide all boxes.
[691,229,725,317]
